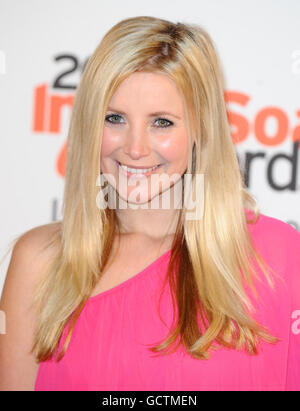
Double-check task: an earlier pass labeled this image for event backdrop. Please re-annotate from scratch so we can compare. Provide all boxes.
[0,0,299,295]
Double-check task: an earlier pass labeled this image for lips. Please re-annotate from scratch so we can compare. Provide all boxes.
[116,160,163,178]
[116,161,161,169]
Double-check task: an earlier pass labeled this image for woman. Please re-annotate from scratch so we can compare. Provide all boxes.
[1,16,299,391]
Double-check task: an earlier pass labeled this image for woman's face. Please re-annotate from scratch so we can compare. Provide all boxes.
[100,71,190,205]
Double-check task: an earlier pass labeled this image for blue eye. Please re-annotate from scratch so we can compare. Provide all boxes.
[104,114,173,128]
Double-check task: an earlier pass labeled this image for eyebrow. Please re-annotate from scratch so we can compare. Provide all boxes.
[106,107,182,120]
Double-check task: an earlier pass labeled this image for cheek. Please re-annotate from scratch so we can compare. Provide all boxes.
[100,129,122,157]
[158,131,189,162]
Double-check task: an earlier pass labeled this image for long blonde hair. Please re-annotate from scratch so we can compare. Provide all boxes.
[23,16,280,361]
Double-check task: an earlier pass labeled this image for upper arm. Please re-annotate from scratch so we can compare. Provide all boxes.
[0,222,61,391]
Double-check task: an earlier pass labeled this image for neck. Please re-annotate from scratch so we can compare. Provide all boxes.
[115,183,182,240]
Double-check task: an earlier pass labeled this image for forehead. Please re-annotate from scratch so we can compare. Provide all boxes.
[109,72,185,113]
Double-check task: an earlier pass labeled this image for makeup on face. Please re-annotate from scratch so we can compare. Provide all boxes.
[100,71,189,204]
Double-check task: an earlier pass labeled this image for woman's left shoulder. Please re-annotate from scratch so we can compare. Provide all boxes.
[246,209,300,250]
[246,210,300,296]
[246,208,297,235]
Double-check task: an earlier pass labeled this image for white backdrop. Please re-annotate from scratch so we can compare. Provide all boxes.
[0,0,299,296]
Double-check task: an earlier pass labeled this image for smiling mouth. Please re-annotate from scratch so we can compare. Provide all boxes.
[116,160,163,176]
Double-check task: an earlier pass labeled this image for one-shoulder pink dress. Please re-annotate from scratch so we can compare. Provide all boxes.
[34,210,300,391]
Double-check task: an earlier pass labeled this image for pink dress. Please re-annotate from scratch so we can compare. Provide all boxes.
[34,210,300,391]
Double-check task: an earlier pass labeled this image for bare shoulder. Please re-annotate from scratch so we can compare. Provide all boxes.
[14,221,62,260]
[2,221,62,297]
[0,221,62,391]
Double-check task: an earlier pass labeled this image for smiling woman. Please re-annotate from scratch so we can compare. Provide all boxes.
[1,15,300,391]
[100,71,189,206]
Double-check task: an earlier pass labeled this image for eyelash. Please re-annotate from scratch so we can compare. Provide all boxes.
[104,114,174,128]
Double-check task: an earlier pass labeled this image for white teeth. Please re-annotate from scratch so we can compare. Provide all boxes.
[119,163,160,174]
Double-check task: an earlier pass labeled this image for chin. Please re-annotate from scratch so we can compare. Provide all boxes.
[117,191,161,207]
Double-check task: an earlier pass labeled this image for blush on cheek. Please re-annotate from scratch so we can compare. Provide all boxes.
[159,145,188,164]
[158,132,189,160]
[100,131,121,156]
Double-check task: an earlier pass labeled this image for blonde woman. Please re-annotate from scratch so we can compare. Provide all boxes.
[1,16,300,391]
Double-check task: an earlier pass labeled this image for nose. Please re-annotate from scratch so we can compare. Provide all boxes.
[123,126,151,160]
